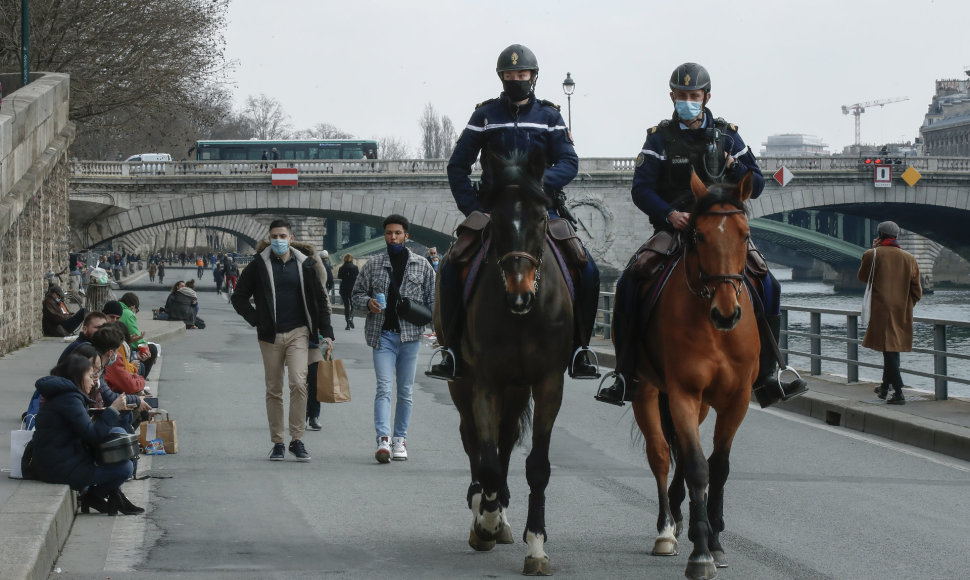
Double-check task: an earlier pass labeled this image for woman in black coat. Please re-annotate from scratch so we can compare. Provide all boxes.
[337,254,359,330]
[31,354,140,515]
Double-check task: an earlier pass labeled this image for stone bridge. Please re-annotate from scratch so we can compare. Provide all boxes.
[70,156,970,279]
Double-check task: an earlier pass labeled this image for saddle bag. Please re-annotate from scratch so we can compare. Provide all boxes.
[448,211,490,267]
[745,240,769,278]
[628,230,681,279]
[547,218,588,267]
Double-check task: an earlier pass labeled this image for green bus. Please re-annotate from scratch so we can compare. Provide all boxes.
[193,139,379,161]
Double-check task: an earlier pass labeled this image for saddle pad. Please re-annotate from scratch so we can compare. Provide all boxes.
[545,234,576,304]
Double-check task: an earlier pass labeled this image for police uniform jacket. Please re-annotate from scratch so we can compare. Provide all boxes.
[447,94,578,216]
[632,109,764,229]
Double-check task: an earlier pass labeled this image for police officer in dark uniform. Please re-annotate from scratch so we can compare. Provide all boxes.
[596,62,807,407]
[426,43,601,381]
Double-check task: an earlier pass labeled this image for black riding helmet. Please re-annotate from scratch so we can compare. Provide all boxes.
[496,44,539,77]
[669,62,711,92]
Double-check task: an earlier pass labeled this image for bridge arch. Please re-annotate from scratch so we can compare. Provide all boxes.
[77,190,464,251]
[116,215,267,252]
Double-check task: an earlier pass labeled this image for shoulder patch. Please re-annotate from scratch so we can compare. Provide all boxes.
[539,99,561,111]
[475,98,496,109]
[635,153,646,167]
[647,126,659,135]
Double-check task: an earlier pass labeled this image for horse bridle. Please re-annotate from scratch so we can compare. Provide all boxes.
[494,211,547,294]
[684,208,746,300]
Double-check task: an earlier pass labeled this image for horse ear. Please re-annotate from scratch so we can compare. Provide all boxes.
[690,170,707,201]
[734,171,753,203]
[528,148,547,183]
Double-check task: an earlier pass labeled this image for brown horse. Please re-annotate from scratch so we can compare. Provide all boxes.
[443,150,573,576]
[632,172,759,580]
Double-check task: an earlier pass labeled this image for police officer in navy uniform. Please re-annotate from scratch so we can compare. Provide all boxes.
[427,43,601,381]
[596,62,807,407]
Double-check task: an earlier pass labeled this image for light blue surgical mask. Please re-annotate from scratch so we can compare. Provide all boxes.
[270,239,289,256]
[387,243,405,255]
[675,100,703,121]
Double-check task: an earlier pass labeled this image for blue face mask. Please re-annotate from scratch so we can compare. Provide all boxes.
[387,243,405,255]
[675,100,703,121]
[270,239,289,256]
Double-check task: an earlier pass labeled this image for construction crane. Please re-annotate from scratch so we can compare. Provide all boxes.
[841,97,909,146]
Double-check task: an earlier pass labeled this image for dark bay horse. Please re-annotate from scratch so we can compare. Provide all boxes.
[632,172,759,580]
[444,150,573,576]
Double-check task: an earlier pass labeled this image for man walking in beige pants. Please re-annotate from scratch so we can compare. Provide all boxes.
[232,219,335,461]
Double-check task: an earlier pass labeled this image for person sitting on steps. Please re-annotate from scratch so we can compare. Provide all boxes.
[427,43,600,382]
[596,62,807,407]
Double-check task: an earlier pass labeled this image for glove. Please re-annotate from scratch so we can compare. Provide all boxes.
[552,190,578,226]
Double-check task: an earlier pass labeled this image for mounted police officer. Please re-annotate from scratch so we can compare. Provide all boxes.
[595,62,808,407]
[426,43,601,381]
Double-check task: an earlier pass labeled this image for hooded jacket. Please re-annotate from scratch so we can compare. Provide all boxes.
[231,240,334,343]
[31,375,124,490]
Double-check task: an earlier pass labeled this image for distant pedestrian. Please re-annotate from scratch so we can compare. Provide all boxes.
[271,147,280,161]
[858,221,922,405]
[213,262,225,294]
[337,253,359,330]
[148,262,157,283]
[196,257,205,279]
[351,214,436,463]
[157,262,165,285]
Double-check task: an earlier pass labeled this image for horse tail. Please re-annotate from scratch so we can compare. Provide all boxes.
[516,399,534,446]
[657,391,679,467]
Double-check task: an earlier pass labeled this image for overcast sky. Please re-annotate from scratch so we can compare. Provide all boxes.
[225,0,969,158]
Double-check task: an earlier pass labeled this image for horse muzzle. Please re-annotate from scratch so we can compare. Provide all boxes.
[506,290,535,314]
[710,304,742,331]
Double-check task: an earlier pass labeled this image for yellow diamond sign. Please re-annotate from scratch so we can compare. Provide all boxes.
[901,166,922,187]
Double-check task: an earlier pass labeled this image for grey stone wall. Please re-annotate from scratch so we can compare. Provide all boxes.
[0,72,74,355]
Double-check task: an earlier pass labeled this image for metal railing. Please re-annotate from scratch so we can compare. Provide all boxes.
[780,305,969,400]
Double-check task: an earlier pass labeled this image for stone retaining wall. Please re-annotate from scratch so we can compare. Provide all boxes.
[0,72,75,355]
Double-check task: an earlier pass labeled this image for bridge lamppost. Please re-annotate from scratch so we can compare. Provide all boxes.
[561,72,575,132]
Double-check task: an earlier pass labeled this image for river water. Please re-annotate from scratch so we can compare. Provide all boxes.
[777,270,970,398]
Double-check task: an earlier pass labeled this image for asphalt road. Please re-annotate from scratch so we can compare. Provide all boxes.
[51,268,970,579]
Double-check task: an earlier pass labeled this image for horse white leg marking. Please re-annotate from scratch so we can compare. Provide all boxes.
[652,521,679,556]
[525,530,548,560]
[476,492,503,535]
[717,216,727,233]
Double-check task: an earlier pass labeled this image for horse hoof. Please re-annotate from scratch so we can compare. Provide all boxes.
[711,550,728,568]
[522,555,552,576]
[468,529,496,552]
[497,522,515,544]
[685,556,717,580]
[651,537,678,556]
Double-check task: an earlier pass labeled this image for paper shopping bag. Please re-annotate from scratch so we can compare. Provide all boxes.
[10,417,35,479]
[139,410,178,454]
[317,352,351,403]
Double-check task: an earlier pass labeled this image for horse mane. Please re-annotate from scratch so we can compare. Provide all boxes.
[688,187,748,228]
[482,150,552,210]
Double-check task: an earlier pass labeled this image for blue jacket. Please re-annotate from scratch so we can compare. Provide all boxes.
[31,376,124,490]
[632,109,764,228]
[447,94,578,216]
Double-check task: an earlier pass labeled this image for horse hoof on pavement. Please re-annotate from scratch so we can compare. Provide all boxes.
[468,528,496,552]
[651,537,678,556]
[522,555,552,576]
[685,555,717,580]
[711,549,728,568]
[497,522,515,544]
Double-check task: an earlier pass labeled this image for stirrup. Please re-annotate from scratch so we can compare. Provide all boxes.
[425,346,459,381]
[777,365,809,401]
[569,346,601,379]
[594,372,626,407]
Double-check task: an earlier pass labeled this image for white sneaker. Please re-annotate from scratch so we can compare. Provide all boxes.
[391,437,408,461]
[375,436,391,464]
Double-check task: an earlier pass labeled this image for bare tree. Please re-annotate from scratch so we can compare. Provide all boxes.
[293,123,356,140]
[0,0,232,158]
[420,103,442,159]
[241,94,292,140]
[378,136,413,159]
[440,116,457,159]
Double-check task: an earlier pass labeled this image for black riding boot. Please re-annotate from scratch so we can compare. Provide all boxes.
[595,277,634,406]
[426,260,463,381]
[752,314,809,408]
[569,260,601,380]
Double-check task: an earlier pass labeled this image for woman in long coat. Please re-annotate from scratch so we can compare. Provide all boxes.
[857,221,922,404]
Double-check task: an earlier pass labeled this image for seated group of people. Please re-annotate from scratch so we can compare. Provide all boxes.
[26,292,160,516]
[153,280,205,329]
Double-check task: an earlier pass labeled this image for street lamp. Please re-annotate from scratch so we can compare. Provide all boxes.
[561,72,575,131]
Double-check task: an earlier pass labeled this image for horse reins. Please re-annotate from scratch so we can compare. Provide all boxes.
[684,208,747,300]
[495,210,547,294]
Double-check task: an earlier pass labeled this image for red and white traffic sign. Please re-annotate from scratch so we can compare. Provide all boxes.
[271,167,298,186]
[773,166,793,187]
[874,165,892,188]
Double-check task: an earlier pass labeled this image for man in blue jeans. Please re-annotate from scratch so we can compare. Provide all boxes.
[351,214,436,463]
